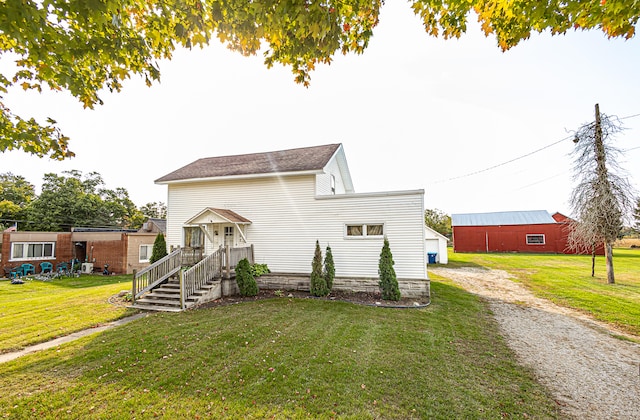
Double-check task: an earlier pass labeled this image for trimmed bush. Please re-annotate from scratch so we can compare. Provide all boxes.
[236,258,258,297]
[150,233,168,263]
[378,236,400,301]
[310,240,329,296]
[324,244,335,291]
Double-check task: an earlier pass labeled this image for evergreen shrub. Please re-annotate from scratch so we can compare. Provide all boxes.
[150,233,168,263]
[236,258,259,297]
[324,245,335,291]
[378,236,400,301]
[310,240,329,296]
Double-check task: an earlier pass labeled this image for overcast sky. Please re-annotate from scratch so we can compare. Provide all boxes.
[2,2,639,217]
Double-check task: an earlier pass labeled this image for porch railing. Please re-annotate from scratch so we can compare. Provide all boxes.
[133,245,256,309]
[181,247,204,266]
[227,245,255,269]
[133,247,182,301]
[181,247,224,308]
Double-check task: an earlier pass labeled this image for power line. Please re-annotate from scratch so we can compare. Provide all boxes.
[432,111,640,185]
[620,112,640,120]
[510,170,569,192]
[432,135,572,184]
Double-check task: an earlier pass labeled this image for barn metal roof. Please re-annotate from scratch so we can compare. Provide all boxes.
[451,210,556,226]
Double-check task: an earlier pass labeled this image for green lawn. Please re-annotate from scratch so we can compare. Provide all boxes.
[0,275,137,353]
[447,249,640,337]
[0,279,559,419]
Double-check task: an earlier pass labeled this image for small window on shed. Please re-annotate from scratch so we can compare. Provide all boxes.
[526,234,545,245]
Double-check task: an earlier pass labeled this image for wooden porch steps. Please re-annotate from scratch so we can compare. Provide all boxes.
[131,278,220,312]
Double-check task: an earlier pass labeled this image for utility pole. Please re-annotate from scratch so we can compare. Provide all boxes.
[568,103,631,284]
[593,103,615,284]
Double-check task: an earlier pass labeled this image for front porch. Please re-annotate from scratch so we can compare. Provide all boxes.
[131,245,254,312]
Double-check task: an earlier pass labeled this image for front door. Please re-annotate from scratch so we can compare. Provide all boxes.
[223,226,234,247]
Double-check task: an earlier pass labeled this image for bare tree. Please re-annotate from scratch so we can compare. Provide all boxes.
[634,198,640,234]
[567,104,635,283]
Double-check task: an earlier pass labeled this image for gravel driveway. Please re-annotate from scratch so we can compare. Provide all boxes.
[429,266,640,419]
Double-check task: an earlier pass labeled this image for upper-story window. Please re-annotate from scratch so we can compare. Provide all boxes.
[330,174,336,194]
[526,234,545,245]
[11,242,55,261]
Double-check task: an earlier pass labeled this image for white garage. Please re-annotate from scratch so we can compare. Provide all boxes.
[425,226,449,264]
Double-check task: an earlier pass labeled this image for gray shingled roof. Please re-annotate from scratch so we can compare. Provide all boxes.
[156,144,341,183]
[149,218,167,233]
[451,210,556,226]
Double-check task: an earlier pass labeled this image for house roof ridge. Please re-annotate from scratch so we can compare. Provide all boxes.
[155,143,342,183]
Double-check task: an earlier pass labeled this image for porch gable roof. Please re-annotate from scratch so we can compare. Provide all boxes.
[185,208,252,225]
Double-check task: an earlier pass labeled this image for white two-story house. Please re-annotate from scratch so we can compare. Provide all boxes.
[154,143,428,299]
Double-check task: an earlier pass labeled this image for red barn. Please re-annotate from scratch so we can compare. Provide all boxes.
[451,210,603,254]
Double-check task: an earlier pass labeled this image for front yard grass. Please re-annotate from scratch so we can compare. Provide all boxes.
[0,279,559,419]
[448,249,640,337]
[0,275,136,353]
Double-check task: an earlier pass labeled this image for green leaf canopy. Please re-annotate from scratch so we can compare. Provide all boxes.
[1,0,637,158]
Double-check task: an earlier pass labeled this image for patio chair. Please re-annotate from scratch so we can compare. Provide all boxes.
[40,262,54,273]
[9,266,24,279]
[56,262,68,274]
[21,263,36,276]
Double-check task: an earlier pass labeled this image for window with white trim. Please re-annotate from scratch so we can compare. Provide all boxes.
[10,242,55,261]
[330,174,336,194]
[526,234,545,245]
[139,244,153,262]
[345,224,384,238]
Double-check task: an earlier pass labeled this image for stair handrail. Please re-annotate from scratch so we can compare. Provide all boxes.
[182,246,224,304]
[133,247,182,301]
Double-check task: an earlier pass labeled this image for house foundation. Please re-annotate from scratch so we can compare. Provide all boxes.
[255,273,430,299]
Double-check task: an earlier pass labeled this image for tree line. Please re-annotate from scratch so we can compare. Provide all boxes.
[0,171,166,232]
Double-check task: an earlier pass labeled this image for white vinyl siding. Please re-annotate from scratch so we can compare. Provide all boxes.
[167,175,316,274]
[165,175,426,280]
[315,151,352,195]
[315,191,427,279]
